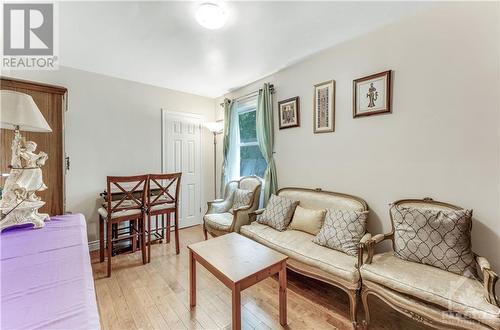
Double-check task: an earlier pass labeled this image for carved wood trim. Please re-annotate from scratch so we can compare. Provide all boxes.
[362,281,493,330]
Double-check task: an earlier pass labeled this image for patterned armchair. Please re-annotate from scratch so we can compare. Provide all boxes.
[203,176,262,239]
[361,198,499,329]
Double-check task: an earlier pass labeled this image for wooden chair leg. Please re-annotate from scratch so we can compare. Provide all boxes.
[131,220,137,253]
[361,288,371,328]
[161,214,165,242]
[203,223,208,240]
[174,211,180,255]
[166,214,171,243]
[141,217,147,264]
[99,215,104,262]
[348,289,359,329]
[107,220,112,277]
[148,213,151,263]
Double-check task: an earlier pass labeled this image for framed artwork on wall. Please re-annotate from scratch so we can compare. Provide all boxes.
[353,70,392,118]
[278,97,300,129]
[313,80,335,133]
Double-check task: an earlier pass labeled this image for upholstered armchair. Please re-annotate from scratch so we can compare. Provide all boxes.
[203,176,262,239]
[360,198,499,330]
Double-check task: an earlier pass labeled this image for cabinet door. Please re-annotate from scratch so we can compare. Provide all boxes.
[1,78,66,216]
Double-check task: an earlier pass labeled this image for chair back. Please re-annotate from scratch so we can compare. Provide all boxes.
[221,176,262,207]
[386,197,465,246]
[106,175,149,216]
[277,187,368,212]
[147,173,182,210]
[392,197,461,212]
[238,176,262,211]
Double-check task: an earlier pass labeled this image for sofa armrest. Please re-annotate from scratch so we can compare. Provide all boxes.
[248,208,265,223]
[475,255,499,307]
[365,233,393,264]
[357,233,372,268]
[206,199,232,214]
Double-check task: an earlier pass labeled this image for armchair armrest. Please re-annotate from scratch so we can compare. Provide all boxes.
[248,208,265,223]
[206,199,232,214]
[475,255,499,307]
[231,206,262,233]
[365,233,393,264]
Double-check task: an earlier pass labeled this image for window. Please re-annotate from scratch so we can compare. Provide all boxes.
[236,98,266,178]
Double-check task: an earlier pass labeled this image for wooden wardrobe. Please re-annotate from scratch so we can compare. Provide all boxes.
[1,77,67,216]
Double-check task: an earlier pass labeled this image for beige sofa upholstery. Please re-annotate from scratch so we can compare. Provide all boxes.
[203,176,261,238]
[361,198,500,330]
[240,187,369,327]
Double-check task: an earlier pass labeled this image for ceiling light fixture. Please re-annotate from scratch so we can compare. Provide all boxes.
[195,3,227,30]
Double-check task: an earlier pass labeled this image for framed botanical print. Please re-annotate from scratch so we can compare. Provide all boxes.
[278,97,300,129]
[313,80,335,133]
[353,70,391,118]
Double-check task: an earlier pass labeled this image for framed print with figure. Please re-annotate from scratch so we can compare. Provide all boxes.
[278,97,300,129]
[353,70,391,118]
[313,80,335,133]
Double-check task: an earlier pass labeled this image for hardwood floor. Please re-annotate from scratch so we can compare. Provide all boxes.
[91,225,429,330]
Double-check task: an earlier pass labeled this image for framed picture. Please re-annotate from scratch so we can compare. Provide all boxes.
[278,97,300,129]
[353,70,391,118]
[313,80,335,133]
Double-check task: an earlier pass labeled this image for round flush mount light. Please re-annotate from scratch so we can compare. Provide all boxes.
[195,3,227,30]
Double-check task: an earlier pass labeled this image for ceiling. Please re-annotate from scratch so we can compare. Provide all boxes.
[59,1,430,98]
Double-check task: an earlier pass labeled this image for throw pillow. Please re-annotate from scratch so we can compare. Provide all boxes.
[229,189,253,214]
[312,209,368,256]
[391,205,476,277]
[289,206,326,235]
[257,194,299,231]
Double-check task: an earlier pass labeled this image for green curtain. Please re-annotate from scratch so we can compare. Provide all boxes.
[220,98,234,197]
[256,83,278,205]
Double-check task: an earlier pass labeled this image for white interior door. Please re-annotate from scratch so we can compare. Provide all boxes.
[162,111,202,228]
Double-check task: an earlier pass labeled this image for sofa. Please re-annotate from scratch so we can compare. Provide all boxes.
[203,176,262,238]
[240,187,370,327]
[361,198,500,330]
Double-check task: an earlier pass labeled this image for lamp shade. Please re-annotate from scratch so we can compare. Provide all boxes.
[0,90,52,132]
[204,121,224,133]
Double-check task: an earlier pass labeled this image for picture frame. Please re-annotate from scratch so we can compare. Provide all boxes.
[278,96,300,129]
[313,80,335,133]
[353,70,391,118]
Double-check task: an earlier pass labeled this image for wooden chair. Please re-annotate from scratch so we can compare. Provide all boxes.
[98,175,148,277]
[147,173,182,262]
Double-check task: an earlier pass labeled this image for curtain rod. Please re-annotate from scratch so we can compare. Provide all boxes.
[219,84,274,107]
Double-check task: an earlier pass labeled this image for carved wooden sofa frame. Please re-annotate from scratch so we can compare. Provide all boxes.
[203,176,262,238]
[361,198,499,330]
[244,187,371,328]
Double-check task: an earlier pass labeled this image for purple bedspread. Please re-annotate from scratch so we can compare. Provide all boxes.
[1,214,100,330]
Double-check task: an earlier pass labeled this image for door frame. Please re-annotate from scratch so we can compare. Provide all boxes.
[161,109,204,227]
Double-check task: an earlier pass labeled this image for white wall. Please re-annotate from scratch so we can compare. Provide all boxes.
[219,2,500,285]
[4,67,216,242]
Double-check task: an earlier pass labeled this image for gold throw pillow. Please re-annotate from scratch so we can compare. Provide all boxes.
[289,206,326,235]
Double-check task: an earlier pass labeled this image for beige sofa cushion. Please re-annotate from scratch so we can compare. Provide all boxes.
[391,205,476,277]
[204,212,233,231]
[241,222,360,284]
[313,209,368,257]
[361,252,500,322]
[289,206,326,235]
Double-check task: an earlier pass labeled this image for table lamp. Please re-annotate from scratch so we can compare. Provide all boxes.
[0,90,52,231]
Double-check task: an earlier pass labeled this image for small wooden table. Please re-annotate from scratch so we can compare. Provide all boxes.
[188,233,288,330]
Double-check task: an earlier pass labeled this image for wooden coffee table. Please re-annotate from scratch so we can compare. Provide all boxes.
[188,233,288,330]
